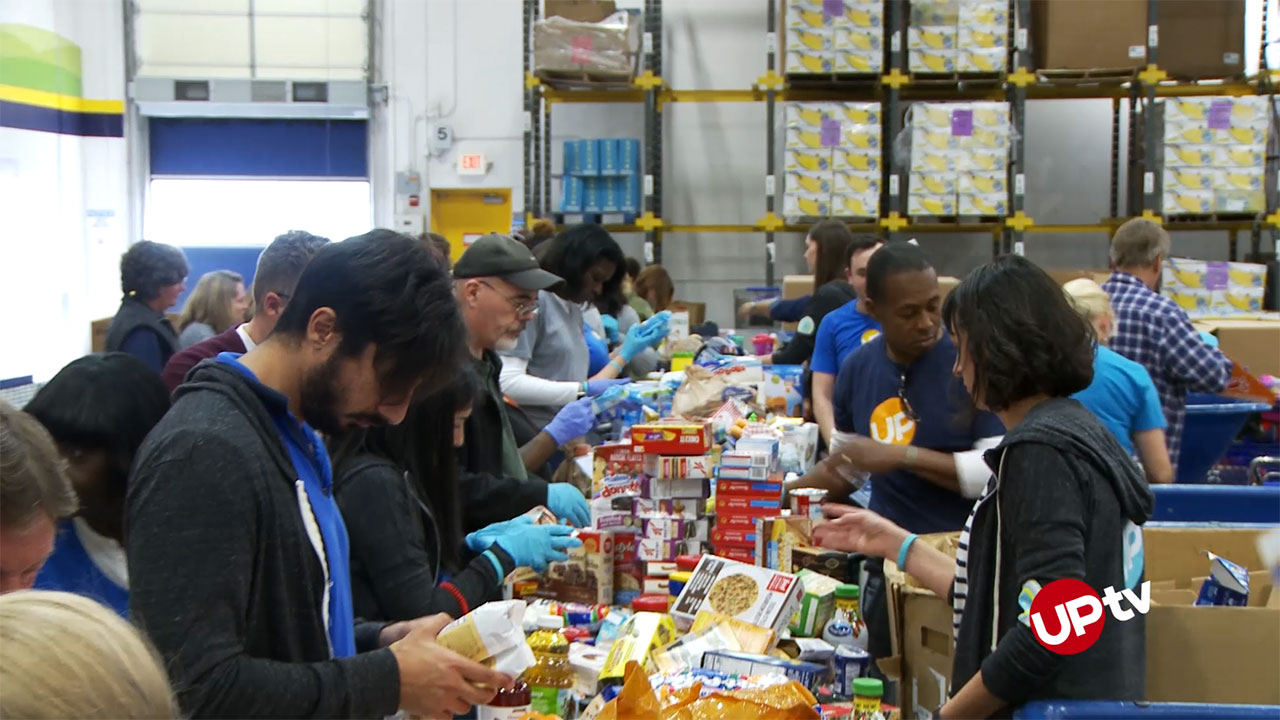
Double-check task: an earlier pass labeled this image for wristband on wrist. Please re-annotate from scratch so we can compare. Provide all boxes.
[482,549,506,582]
[608,357,624,373]
[904,445,919,467]
[896,533,918,571]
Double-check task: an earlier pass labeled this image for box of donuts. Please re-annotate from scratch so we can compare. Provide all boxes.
[670,554,802,637]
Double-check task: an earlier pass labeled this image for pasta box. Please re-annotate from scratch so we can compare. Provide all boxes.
[644,454,714,479]
[711,525,758,547]
[592,441,645,496]
[716,479,784,497]
[721,546,756,564]
[631,422,713,455]
[716,495,784,517]
[672,555,802,637]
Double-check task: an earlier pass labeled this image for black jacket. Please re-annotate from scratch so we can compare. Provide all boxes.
[105,295,179,367]
[459,350,552,532]
[334,453,517,622]
[952,398,1153,712]
[127,360,400,719]
[771,280,856,366]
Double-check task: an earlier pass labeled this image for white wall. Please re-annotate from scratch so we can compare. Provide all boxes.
[0,0,129,382]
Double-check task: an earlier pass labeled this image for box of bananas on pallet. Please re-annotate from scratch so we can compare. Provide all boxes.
[1162,96,1269,217]
[785,0,883,76]
[908,101,1010,217]
[1162,256,1268,317]
[784,101,881,221]
[909,0,1007,75]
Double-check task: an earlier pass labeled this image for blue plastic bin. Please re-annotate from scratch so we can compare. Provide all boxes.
[1015,700,1280,719]
[1176,394,1273,484]
[1149,485,1280,523]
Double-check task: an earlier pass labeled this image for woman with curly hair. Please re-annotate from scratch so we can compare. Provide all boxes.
[104,241,188,373]
[176,270,249,348]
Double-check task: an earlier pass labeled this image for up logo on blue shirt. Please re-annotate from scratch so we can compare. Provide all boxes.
[861,329,881,344]
[869,397,915,446]
[1122,520,1144,590]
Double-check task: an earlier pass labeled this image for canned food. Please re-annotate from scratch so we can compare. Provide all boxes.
[790,488,828,524]
[833,645,872,699]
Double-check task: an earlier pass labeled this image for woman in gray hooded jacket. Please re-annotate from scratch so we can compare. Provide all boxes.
[816,255,1154,719]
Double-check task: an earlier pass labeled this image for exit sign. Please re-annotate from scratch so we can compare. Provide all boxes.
[458,153,486,176]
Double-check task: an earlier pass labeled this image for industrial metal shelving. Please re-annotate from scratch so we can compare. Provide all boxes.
[521,0,1278,284]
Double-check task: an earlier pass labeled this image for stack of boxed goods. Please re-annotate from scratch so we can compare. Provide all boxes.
[1161,256,1269,316]
[560,138,641,215]
[784,0,883,76]
[591,423,713,607]
[909,101,1010,217]
[784,102,882,220]
[909,0,1008,74]
[1162,96,1269,217]
[712,436,784,565]
[532,3,641,86]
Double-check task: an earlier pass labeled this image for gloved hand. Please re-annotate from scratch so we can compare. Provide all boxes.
[585,378,630,396]
[546,483,591,527]
[545,397,596,445]
[465,515,534,554]
[620,314,670,361]
[601,314,620,345]
[495,522,583,573]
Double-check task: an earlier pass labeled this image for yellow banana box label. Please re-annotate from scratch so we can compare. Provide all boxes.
[837,102,881,126]
[784,192,831,219]
[910,49,957,73]
[908,192,957,216]
[785,103,841,129]
[786,169,835,195]
[786,50,835,75]
[910,171,956,195]
[831,192,880,218]
[1162,190,1214,216]
[959,3,1008,28]
[833,147,880,171]
[958,48,1007,73]
[834,170,880,195]
[955,149,1008,172]
[958,193,1008,216]
[834,50,883,74]
[958,26,1006,50]
[784,148,834,173]
[957,171,1007,195]
[786,27,833,52]
[1162,144,1219,168]
[833,26,882,51]
[909,26,956,50]
[1164,97,1269,130]
[910,149,961,173]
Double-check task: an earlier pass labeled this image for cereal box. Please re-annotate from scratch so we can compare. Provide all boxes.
[755,516,814,573]
[599,612,679,682]
[644,454,714,480]
[672,555,803,638]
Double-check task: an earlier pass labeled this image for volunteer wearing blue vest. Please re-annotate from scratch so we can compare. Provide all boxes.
[810,236,883,444]
[28,353,170,616]
[817,256,1152,718]
[791,242,1004,668]
[128,231,511,719]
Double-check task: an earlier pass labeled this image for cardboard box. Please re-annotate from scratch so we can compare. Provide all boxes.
[644,454,714,480]
[1159,0,1246,79]
[634,497,702,520]
[667,300,705,326]
[538,530,614,605]
[759,365,805,417]
[701,650,826,691]
[883,532,961,720]
[1044,268,1112,286]
[672,555,803,638]
[756,516,813,573]
[690,610,777,654]
[599,612,679,682]
[630,422,712,455]
[715,495,784,517]
[1030,0,1147,70]
[592,441,644,496]
[781,274,813,332]
[711,525,758,547]
[1192,317,1280,378]
[613,534,644,604]
[791,545,856,583]
[717,465,772,482]
[645,477,709,500]
[717,480,784,496]
[721,546,757,564]
[534,8,641,81]
[545,0,616,22]
[789,569,842,637]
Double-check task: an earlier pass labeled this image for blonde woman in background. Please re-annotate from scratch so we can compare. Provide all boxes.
[1064,278,1173,484]
[0,590,177,719]
[177,270,249,348]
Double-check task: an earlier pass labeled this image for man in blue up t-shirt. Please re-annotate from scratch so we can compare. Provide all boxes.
[811,237,883,444]
[792,242,1005,664]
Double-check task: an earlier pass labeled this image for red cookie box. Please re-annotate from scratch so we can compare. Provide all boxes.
[719,546,757,564]
[630,422,713,455]
[643,454,714,480]
[612,534,645,601]
[715,480,784,498]
[593,510,642,534]
[596,474,645,501]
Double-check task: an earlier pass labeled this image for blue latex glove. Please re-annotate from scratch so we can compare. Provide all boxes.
[495,522,583,573]
[1198,330,1219,348]
[545,397,596,445]
[585,378,631,396]
[546,483,591,527]
[465,515,534,554]
[601,314,620,345]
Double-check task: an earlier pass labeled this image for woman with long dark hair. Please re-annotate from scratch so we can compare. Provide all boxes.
[332,368,580,622]
[498,224,669,429]
[815,255,1153,718]
[767,220,856,366]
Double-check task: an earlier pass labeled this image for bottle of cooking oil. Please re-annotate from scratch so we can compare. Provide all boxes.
[523,615,573,717]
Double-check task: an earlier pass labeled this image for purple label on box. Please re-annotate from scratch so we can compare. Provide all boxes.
[1205,262,1229,290]
[1208,100,1232,130]
[951,109,973,137]
[823,0,843,19]
[820,118,841,147]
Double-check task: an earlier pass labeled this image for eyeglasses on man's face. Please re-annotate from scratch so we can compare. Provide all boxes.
[478,280,539,317]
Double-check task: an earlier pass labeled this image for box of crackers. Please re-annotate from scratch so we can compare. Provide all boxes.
[670,554,802,637]
[630,422,712,455]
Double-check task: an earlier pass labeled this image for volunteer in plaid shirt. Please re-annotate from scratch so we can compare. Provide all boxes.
[1102,219,1232,474]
